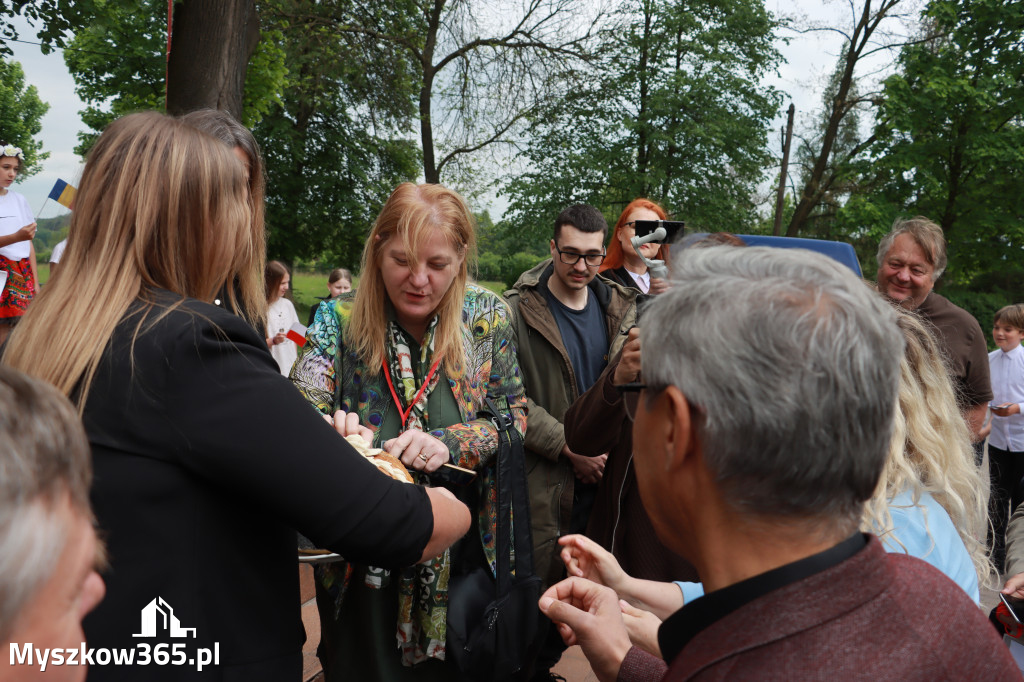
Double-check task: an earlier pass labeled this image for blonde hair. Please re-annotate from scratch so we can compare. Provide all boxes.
[347,183,475,377]
[862,309,992,587]
[3,111,264,403]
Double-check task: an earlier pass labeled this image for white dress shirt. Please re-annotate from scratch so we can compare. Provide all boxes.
[989,343,1024,451]
[627,269,650,293]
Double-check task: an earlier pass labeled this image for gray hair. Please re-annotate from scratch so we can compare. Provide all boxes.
[876,216,947,280]
[0,366,93,642]
[642,246,903,530]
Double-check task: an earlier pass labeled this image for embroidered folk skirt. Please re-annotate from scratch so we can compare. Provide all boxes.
[0,255,35,319]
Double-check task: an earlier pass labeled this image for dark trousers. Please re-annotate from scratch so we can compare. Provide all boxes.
[989,444,1024,573]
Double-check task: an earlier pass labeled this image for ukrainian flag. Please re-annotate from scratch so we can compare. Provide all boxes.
[47,179,76,209]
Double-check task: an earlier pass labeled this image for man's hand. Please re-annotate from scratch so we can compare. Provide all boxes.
[563,445,606,484]
[967,402,989,442]
[613,327,642,386]
[559,534,628,594]
[538,577,632,682]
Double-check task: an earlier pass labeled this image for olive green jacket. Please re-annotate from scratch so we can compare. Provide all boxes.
[504,260,637,586]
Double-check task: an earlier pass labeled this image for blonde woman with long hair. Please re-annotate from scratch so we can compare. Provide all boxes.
[863,308,991,599]
[291,182,528,680]
[1,112,469,681]
[552,306,991,659]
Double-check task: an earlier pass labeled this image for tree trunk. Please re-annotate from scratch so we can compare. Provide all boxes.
[785,0,903,237]
[166,0,260,119]
[420,72,438,184]
[420,0,445,184]
[636,1,652,183]
[773,103,795,236]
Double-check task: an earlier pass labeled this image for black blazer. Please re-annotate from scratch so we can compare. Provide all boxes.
[599,266,642,292]
[81,291,433,681]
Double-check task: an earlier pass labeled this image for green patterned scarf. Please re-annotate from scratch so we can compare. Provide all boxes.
[365,316,451,666]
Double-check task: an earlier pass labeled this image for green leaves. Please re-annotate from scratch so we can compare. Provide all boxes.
[0,57,48,177]
[850,0,1024,287]
[501,0,782,246]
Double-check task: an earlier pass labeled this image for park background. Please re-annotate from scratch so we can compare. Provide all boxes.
[1,0,1022,338]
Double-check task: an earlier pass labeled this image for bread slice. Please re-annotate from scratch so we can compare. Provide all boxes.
[345,434,414,484]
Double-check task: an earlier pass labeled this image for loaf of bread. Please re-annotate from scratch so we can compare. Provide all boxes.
[345,434,414,484]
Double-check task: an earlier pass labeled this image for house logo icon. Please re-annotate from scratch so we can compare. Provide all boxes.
[132,597,197,638]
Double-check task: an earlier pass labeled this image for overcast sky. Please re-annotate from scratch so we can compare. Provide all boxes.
[4,0,913,221]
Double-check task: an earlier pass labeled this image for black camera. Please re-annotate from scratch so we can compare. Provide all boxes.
[631,220,686,243]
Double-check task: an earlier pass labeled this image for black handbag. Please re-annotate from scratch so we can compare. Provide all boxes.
[446,397,545,681]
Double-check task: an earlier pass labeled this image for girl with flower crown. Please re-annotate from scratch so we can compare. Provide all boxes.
[0,143,37,344]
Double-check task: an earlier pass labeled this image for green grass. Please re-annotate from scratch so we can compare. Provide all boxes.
[37,264,505,323]
[290,271,506,324]
[291,270,347,324]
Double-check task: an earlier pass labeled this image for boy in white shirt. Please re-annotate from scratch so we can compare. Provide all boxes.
[989,303,1024,571]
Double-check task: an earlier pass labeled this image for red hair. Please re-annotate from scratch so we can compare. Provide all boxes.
[600,198,669,273]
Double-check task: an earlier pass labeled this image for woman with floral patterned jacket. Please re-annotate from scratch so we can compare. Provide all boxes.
[290,182,527,681]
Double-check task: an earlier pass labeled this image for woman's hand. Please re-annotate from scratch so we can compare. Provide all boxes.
[559,534,628,594]
[648,277,669,296]
[324,410,374,446]
[385,430,450,473]
[620,600,662,657]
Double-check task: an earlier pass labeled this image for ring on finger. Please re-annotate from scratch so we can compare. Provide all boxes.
[418,453,429,463]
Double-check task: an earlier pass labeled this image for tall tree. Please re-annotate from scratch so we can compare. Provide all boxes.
[0,56,48,176]
[255,0,420,265]
[788,46,866,240]
[4,0,286,149]
[165,0,260,118]
[842,0,1024,285]
[295,0,602,186]
[784,0,916,237]
[502,0,782,245]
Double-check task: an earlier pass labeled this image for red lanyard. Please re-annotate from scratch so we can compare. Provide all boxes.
[382,357,442,426]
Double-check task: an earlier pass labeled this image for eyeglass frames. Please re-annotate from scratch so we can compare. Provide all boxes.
[554,245,606,267]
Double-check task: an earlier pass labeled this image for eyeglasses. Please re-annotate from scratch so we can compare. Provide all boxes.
[555,245,606,267]
[616,382,647,421]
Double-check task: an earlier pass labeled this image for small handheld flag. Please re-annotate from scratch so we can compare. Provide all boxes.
[286,322,307,346]
[47,179,76,209]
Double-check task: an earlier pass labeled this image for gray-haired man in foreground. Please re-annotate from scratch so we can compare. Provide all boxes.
[539,246,1016,681]
[0,366,106,681]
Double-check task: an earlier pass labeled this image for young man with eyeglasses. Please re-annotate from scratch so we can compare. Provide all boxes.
[505,204,638,681]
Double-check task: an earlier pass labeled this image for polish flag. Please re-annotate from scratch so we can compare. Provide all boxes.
[286,322,307,346]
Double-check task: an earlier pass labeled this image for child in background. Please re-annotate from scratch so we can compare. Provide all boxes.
[989,303,1024,572]
[0,144,37,345]
[306,267,352,326]
[266,260,300,376]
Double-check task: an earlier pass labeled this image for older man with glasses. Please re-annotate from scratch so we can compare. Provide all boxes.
[505,204,639,681]
[539,245,1019,681]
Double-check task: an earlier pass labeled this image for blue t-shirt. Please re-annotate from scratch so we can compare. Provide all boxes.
[675,490,979,604]
[545,287,608,395]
